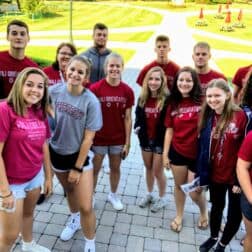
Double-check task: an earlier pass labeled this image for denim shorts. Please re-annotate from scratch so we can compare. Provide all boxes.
[9,168,43,199]
[92,145,123,155]
[168,145,196,172]
[241,192,252,221]
[141,140,163,154]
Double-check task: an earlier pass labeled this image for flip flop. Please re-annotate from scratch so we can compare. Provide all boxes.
[170,219,182,233]
[198,218,209,230]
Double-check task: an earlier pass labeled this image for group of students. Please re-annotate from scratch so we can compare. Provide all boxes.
[0,19,251,252]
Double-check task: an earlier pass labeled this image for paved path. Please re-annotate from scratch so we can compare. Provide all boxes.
[11,5,248,252]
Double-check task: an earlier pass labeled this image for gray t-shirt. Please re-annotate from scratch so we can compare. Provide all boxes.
[49,84,102,155]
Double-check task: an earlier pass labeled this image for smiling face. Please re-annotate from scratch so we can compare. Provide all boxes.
[7,25,29,50]
[155,41,170,62]
[66,59,87,87]
[206,87,230,114]
[22,73,45,107]
[177,71,194,97]
[148,70,162,96]
[105,57,123,82]
[57,45,74,72]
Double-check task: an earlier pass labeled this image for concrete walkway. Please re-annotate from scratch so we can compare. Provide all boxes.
[11,5,248,252]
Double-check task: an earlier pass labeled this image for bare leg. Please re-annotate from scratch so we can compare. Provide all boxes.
[243,215,252,252]
[141,150,154,193]
[0,200,23,251]
[171,164,188,224]
[109,154,122,193]
[22,187,41,242]
[92,154,105,191]
[153,153,166,197]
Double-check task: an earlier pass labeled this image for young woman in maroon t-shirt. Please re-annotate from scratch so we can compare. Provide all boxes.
[198,79,247,252]
[163,66,208,233]
[134,66,169,213]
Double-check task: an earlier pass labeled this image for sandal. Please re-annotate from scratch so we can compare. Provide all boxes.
[198,217,209,230]
[170,218,182,233]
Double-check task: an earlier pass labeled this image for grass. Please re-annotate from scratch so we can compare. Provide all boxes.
[187,12,252,41]
[0,1,162,31]
[192,34,252,53]
[131,1,252,12]
[216,58,251,81]
[30,31,154,42]
[0,45,135,67]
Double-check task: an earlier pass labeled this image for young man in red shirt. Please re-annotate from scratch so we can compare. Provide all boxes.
[136,35,180,91]
[192,41,227,96]
[0,20,38,99]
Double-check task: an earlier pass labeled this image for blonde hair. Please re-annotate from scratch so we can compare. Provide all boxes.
[199,78,240,136]
[138,66,168,110]
[7,67,49,116]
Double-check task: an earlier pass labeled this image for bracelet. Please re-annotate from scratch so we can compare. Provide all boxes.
[0,191,12,199]
[71,166,83,173]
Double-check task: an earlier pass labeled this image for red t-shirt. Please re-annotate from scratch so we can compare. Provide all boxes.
[136,60,180,91]
[43,66,61,86]
[238,131,252,183]
[90,79,134,146]
[145,97,161,140]
[164,97,201,159]
[232,65,252,88]
[0,102,50,184]
[198,70,227,96]
[0,51,38,98]
[210,110,247,184]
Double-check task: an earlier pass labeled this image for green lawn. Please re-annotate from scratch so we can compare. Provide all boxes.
[187,13,252,41]
[216,58,251,81]
[0,45,135,67]
[0,1,162,31]
[192,34,252,54]
[30,31,154,43]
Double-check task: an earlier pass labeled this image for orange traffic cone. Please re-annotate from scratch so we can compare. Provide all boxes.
[225,11,231,23]
[237,9,242,22]
[199,7,204,19]
[218,4,222,14]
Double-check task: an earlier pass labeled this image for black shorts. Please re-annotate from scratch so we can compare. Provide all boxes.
[168,145,196,173]
[241,192,252,221]
[49,145,89,172]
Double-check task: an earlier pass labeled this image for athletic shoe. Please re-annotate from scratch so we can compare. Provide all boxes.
[107,193,123,210]
[139,194,155,208]
[84,240,95,252]
[150,198,167,213]
[199,237,218,252]
[22,240,51,252]
[60,213,81,241]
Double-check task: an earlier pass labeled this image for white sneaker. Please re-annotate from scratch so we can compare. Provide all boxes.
[60,213,81,241]
[84,240,95,252]
[150,198,167,213]
[107,193,123,210]
[139,194,155,208]
[22,240,51,252]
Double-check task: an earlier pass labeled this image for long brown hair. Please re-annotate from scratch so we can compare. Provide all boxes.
[198,78,240,136]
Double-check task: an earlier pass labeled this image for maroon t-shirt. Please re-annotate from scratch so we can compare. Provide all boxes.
[232,65,252,88]
[164,97,201,159]
[198,70,227,96]
[43,66,61,86]
[238,131,252,183]
[137,60,180,91]
[210,110,247,184]
[144,97,161,140]
[90,79,134,146]
[0,51,38,98]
